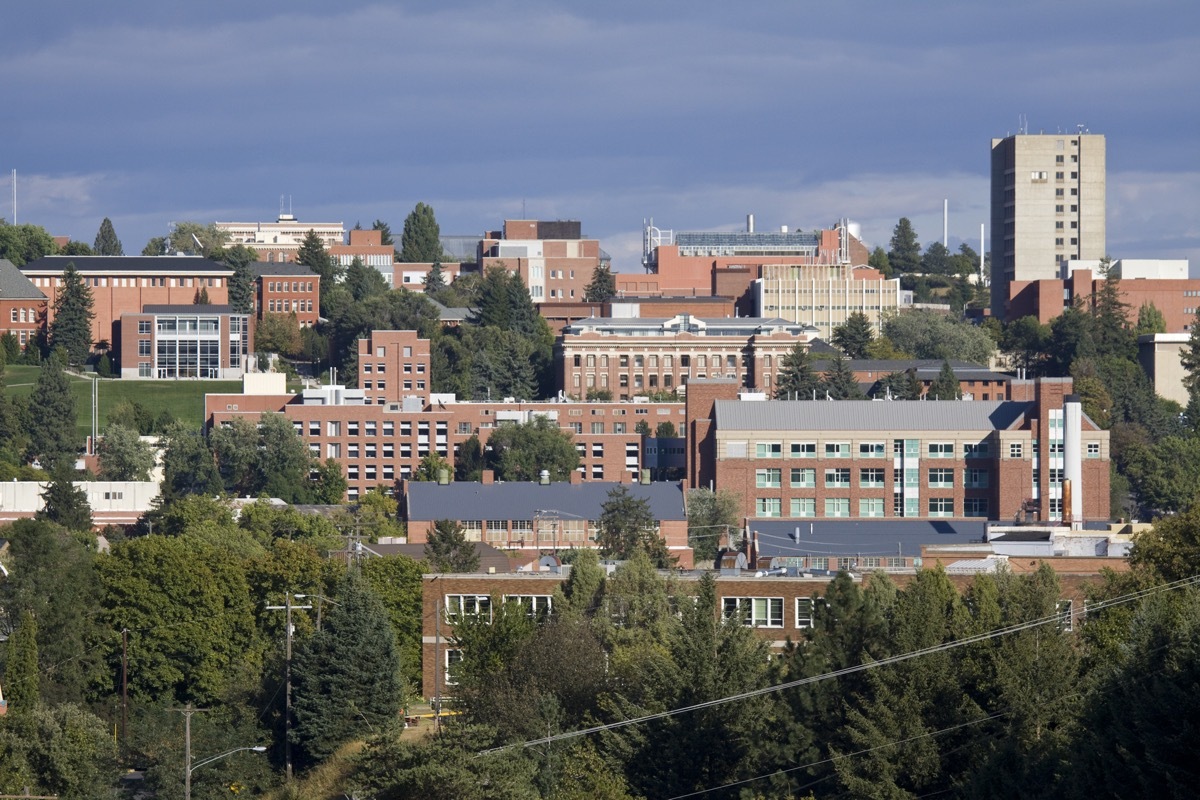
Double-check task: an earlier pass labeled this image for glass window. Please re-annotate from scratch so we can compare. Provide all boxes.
[722,597,783,628]
[928,497,954,517]
[790,442,816,458]
[928,442,954,458]
[859,498,885,517]
[859,468,885,488]
[858,442,885,458]
[824,498,850,517]
[795,598,814,628]
[790,468,815,488]
[756,498,782,518]
[790,498,815,517]
[445,594,491,622]
[1086,442,1100,458]
[928,468,954,488]
[824,468,850,487]
[825,442,850,458]
[756,468,782,488]
[755,442,783,458]
[1009,442,1023,459]
[964,498,989,517]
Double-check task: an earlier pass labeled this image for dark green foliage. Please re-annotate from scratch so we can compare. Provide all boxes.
[398,202,444,263]
[928,359,962,399]
[655,420,677,438]
[372,219,394,246]
[59,240,92,255]
[36,462,92,531]
[193,286,210,305]
[920,240,957,276]
[822,352,865,399]
[454,434,484,482]
[883,309,997,364]
[486,416,579,482]
[209,413,321,503]
[0,221,59,266]
[0,702,118,797]
[25,354,79,468]
[95,351,113,377]
[345,256,390,301]
[887,217,921,273]
[290,571,403,766]
[4,610,40,711]
[685,487,739,565]
[1136,300,1166,335]
[297,229,344,310]
[160,423,223,500]
[831,310,875,358]
[424,519,481,573]
[92,217,123,255]
[584,264,617,303]
[634,419,652,436]
[1001,315,1051,375]
[774,340,821,400]
[597,485,671,567]
[223,245,258,314]
[868,245,891,277]
[1090,260,1136,363]
[49,264,94,366]
[424,259,446,296]
[96,423,154,480]
[876,368,923,400]
[323,288,438,376]
[360,555,426,687]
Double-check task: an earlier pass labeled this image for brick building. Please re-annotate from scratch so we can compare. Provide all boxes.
[685,377,1109,525]
[557,314,824,398]
[808,359,1011,401]
[479,220,606,303]
[249,262,320,328]
[356,330,431,406]
[330,228,394,275]
[21,255,232,347]
[0,258,47,350]
[117,305,252,379]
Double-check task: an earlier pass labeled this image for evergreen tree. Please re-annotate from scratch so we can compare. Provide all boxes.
[371,218,394,246]
[1136,300,1167,335]
[345,256,389,301]
[25,353,78,468]
[35,461,92,531]
[4,609,40,712]
[92,217,123,256]
[48,263,94,366]
[160,423,223,500]
[774,341,821,400]
[887,217,922,274]
[597,485,671,567]
[831,311,875,359]
[920,241,955,276]
[424,260,446,296]
[398,202,444,263]
[1091,259,1136,361]
[928,359,962,399]
[822,352,865,399]
[424,519,480,572]
[473,266,515,329]
[584,264,617,303]
[193,287,210,304]
[1181,312,1200,428]
[290,571,404,766]
[868,246,891,277]
[454,434,484,482]
[297,229,343,306]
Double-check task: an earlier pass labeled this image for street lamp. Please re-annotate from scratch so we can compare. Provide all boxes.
[185,745,266,800]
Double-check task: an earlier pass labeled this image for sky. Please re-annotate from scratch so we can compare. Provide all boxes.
[3,0,1199,273]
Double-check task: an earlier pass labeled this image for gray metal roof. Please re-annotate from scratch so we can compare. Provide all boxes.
[0,259,46,300]
[752,519,988,559]
[565,316,818,336]
[140,304,237,314]
[406,480,687,522]
[22,256,233,273]
[714,399,1031,431]
[248,261,319,278]
[811,359,1009,381]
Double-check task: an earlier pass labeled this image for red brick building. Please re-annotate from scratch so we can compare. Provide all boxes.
[479,220,606,303]
[116,305,252,379]
[21,255,232,348]
[0,258,48,350]
[249,262,320,328]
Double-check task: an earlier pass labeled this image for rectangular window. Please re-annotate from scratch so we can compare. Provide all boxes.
[1086,442,1100,458]
[795,598,814,628]
[964,442,990,459]
[722,597,783,628]
[138,320,151,334]
[928,497,954,517]
[928,442,954,458]
[859,498,885,517]
[824,498,850,517]
[138,339,151,356]
[790,467,815,488]
[756,498,782,518]
[859,468,885,488]
[928,468,954,488]
[790,498,815,517]
[504,595,553,619]
[858,442,885,458]
[445,594,492,622]
[824,468,850,487]
[1009,442,1024,459]
[790,442,816,458]
[825,442,850,458]
[756,468,782,488]
[964,498,989,517]
[755,442,783,459]
[964,468,989,488]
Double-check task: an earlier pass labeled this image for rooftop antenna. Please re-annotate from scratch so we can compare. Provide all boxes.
[10,169,14,224]
[943,199,948,248]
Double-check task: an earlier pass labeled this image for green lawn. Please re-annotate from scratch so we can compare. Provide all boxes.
[4,365,254,440]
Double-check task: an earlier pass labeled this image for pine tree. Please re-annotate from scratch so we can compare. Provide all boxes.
[5,609,40,713]
[49,263,94,366]
[290,571,404,766]
[297,229,343,305]
[222,245,258,314]
[424,260,446,296]
[371,218,394,246]
[597,485,671,567]
[831,311,875,359]
[1091,258,1136,361]
[25,352,78,468]
[398,202,443,263]
[868,246,891,277]
[92,217,124,256]
[888,217,922,274]
[36,461,92,531]
[584,264,617,303]
[345,256,389,301]
[774,341,821,400]
[453,434,484,482]
[193,287,210,305]
[822,353,864,399]
[928,360,962,400]
[424,519,480,572]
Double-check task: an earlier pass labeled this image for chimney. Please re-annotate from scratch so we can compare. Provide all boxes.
[481,469,495,485]
[747,213,755,233]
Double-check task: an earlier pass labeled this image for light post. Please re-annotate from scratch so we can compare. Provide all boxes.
[185,745,266,800]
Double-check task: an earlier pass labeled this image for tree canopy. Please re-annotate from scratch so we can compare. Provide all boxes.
[92,217,123,256]
[49,263,95,366]
[486,416,579,482]
[887,217,921,273]
[399,202,444,263]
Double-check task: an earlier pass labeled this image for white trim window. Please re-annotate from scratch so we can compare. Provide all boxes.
[795,598,814,629]
[722,597,783,628]
[445,594,491,622]
[504,595,553,619]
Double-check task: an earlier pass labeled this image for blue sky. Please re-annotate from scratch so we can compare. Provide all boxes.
[4,1,1198,272]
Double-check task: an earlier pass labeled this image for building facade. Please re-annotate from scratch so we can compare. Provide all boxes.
[118,305,252,379]
[215,214,345,263]
[249,262,321,328]
[557,314,822,399]
[479,220,606,303]
[755,264,903,340]
[0,258,47,350]
[990,132,1106,319]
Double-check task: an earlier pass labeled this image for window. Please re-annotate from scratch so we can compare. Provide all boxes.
[824,468,850,487]
[138,320,151,334]
[825,442,850,458]
[791,498,815,517]
[444,649,463,686]
[756,468,782,488]
[505,595,553,619]
[138,363,152,377]
[928,442,954,458]
[791,442,816,458]
[722,597,783,628]
[756,498,782,518]
[859,442,885,458]
[138,339,151,356]
[964,498,989,517]
[755,442,783,458]
[859,468,885,488]
[591,422,604,434]
[1086,442,1101,458]
[1009,442,1023,459]
[928,468,954,488]
[790,467,815,488]
[928,497,954,517]
[1056,599,1074,633]
[824,498,850,517]
[965,468,989,488]
[445,594,491,621]
[964,442,990,459]
[795,598,815,628]
[859,498,885,517]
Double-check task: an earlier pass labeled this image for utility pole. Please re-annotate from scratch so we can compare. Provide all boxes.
[121,628,129,754]
[266,592,311,782]
[173,704,209,800]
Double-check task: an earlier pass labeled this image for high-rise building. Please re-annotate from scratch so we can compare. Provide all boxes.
[990,132,1106,319]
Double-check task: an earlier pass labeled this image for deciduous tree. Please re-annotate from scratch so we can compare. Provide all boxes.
[486,416,579,482]
[597,485,671,567]
[686,487,740,564]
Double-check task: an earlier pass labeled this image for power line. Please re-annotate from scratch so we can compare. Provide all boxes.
[479,572,1200,756]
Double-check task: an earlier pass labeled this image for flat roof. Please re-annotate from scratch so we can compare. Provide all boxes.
[22,256,233,273]
[714,399,1031,432]
[751,519,988,559]
[139,304,237,314]
[407,480,687,522]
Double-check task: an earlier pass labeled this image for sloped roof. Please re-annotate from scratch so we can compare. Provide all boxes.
[752,519,988,559]
[406,480,687,522]
[0,259,46,300]
[21,256,232,273]
[714,399,1031,432]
